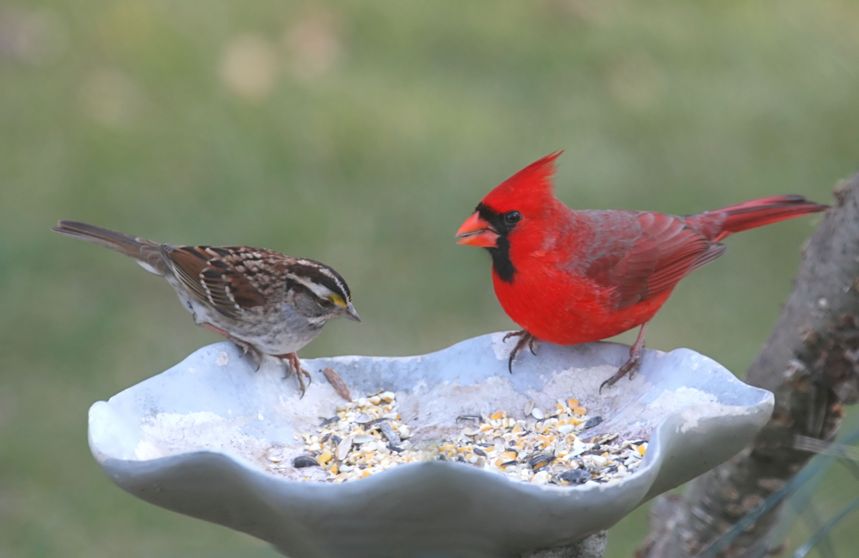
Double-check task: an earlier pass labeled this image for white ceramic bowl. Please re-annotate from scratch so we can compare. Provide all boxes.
[89,333,773,558]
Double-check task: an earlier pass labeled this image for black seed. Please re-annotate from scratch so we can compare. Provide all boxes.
[558,469,590,485]
[320,416,338,426]
[528,453,556,470]
[473,447,487,457]
[292,455,319,468]
[584,416,604,429]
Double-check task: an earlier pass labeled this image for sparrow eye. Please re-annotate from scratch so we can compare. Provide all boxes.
[503,211,521,226]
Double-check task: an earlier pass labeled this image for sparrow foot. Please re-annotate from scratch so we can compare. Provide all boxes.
[233,339,263,372]
[277,352,312,398]
[504,330,537,373]
[202,322,263,371]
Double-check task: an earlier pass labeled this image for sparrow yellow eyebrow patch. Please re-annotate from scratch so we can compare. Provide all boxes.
[328,294,347,308]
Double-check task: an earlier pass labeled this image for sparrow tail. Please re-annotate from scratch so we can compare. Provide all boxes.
[52,220,166,275]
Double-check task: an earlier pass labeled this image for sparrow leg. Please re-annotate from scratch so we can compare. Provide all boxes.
[503,330,537,373]
[202,322,263,371]
[276,352,312,398]
[600,323,648,393]
[232,339,263,371]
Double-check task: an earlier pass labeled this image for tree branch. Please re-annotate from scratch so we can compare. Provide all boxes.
[638,175,859,557]
[523,532,607,558]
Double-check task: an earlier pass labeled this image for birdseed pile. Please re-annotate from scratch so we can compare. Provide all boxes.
[266,392,648,486]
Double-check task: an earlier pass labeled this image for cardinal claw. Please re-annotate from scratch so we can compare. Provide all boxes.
[625,361,639,381]
[506,331,537,374]
[528,337,538,356]
[598,354,642,394]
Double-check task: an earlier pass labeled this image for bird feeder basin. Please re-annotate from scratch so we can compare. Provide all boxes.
[88,333,773,558]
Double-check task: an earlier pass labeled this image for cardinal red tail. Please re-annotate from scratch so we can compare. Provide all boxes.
[697,195,827,241]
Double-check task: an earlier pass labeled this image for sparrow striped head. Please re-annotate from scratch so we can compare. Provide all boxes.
[286,259,361,321]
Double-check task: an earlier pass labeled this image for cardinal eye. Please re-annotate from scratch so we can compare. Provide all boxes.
[503,211,521,226]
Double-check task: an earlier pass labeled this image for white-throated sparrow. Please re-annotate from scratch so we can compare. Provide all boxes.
[53,220,360,395]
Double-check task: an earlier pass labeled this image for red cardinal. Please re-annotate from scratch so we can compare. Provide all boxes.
[456,152,827,390]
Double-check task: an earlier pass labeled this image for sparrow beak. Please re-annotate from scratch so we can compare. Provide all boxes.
[455,211,499,247]
[344,302,362,322]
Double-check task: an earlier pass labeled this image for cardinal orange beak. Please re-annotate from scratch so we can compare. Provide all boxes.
[456,212,499,247]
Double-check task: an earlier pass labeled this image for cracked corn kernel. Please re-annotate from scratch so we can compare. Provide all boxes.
[276,391,647,486]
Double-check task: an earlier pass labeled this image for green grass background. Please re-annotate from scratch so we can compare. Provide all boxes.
[2,1,858,556]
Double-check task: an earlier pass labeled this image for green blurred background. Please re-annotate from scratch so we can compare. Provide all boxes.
[2,1,858,556]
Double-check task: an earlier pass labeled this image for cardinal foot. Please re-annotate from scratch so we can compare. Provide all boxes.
[504,330,538,373]
[599,352,641,393]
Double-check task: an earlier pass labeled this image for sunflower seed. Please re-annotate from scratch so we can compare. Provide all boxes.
[336,437,353,461]
[378,421,401,446]
[280,391,647,485]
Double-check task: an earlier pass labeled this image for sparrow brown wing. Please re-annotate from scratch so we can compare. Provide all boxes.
[584,212,725,309]
[163,245,269,319]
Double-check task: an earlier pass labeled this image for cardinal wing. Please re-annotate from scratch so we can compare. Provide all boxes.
[584,212,725,309]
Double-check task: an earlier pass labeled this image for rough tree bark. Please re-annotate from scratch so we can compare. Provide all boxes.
[523,532,607,558]
[638,175,859,557]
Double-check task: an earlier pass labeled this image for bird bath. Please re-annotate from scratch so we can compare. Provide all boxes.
[88,333,773,558]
